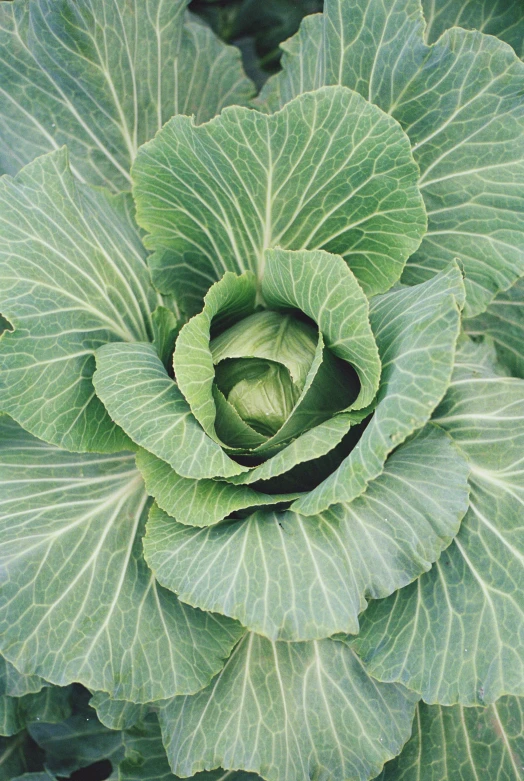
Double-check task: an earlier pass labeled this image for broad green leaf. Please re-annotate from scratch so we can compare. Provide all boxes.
[0,658,47,699]
[0,148,159,453]
[159,633,418,781]
[381,698,524,781]
[262,248,380,410]
[132,85,426,314]
[145,426,469,642]
[292,264,464,515]
[120,713,262,781]
[422,0,524,56]
[0,686,72,738]
[0,417,242,703]
[28,692,123,777]
[137,450,299,528]
[398,29,524,317]
[257,0,425,114]
[0,0,253,192]
[89,691,149,731]
[260,0,524,317]
[11,773,55,781]
[173,272,257,440]
[226,412,357,486]
[93,342,247,479]
[352,368,524,705]
[0,732,44,779]
[465,277,524,379]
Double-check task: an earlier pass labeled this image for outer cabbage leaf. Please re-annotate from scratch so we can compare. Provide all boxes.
[465,277,524,379]
[0,657,47,699]
[89,691,149,731]
[351,340,524,705]
[259,0,524,317]
[132,85,426,314]
[380,697,524,781]
[120,713,262,781]
[0,686,72,738]
[0,0,253,192]
[93,342,247,480]
[422,0,524,56]
[0,148,159,452]
[137,448,300,529]
[0,417,242,703]
[159,633,418,781]
[293,263,464,515]
[144,426,469,641]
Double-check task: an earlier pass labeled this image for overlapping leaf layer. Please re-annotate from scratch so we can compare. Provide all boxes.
[0,1,523,780]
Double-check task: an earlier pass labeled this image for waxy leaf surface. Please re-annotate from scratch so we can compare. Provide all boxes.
[293,264,464,515]
[120,713,262,781]
[352,345,524,705]
[0,148,159,452]
[422,0,524,55]
[159,634,417,781]
[0,417,242,703]
[93,342,246,479]
[381,697,524,781]
[133,85,426,313]
[260,0,524,317]
[145,427,469,641]
[0,0,253,191]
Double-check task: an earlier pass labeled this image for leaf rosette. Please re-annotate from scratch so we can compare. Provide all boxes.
[0,4,523,774]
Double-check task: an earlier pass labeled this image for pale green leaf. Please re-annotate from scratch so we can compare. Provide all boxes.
[465,277,524,379]
[0,658,47,699]
[257,0,425,114]
[226,412,357,486]
[173,272,257,441]
[292,264,464,515]
[212,386,267,450]
[0,0,253,192]
[260,0,524,317]
[382,698,524,781]
[262,248,380,410]
[89,691,149,731]
[422,0,524,56]
[0,148,159,453]
[136,449,299,528]
[0,417,242,703]
[352,366,524,705]
[145,426,469,641]
[93,342,246,479]
[398,28,524,317]
[120,713,262,781]
[132,85,426,313]
[211,311,317,389]
[159,633,418,781]
[0,686,72,738]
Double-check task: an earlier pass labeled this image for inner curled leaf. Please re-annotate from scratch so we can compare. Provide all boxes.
[211,310,320,437]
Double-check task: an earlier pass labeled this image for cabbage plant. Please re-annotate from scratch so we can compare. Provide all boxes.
[0,0,523,779]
